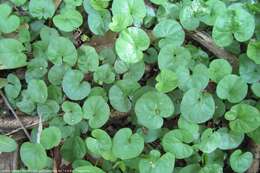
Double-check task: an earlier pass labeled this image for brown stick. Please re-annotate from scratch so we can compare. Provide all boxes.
[0,91,32,141]
[187,31,239,72]
[247,142,260,173]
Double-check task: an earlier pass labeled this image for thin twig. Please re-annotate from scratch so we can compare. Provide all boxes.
[187,31,239,72]
[0,90,31,141]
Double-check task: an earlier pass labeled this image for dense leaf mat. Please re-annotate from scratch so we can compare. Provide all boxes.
[0,0,260,172]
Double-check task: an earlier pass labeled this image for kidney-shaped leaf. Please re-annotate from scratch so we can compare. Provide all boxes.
[27,79,48,104]
[62,101,83,125]
[53,10,83,32]
[115,27,150,63]
[29,0,55,19]
[225,103,260,133]
[162,129,193,159]
[85,129,112,159]
[73,166,105,173]
[230,150,253,173]
[153,19,184,48]
[62,69,91,100]
[181,89,215,124]
[112,128,144,160]
[247,40,260,64]
[20,142,47,170]
[0,4,20,33]
[0,135,17,152]
[82,96,110,128]
[139,150,175,173]
[40,126,62,150]
[0,39,27,70]
[47,36,77,66]
[216,74,248,103]
[135,91,174,129]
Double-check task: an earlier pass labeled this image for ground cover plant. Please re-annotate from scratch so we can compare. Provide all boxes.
[0,0,260,172]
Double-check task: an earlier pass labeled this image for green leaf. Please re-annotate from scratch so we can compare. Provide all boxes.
[61,136,87,162]
[0,39,27,69]
[37,100,60,120]
[40,127,62,150]
[111,0,146,30]
[25,57,48,82]
[53,10,83,32]
[252,82,260,97]
[112,128,144,160]
[123,61,145,81]
[4,74,21,99]
[150,0,167,5]
[197,128,221,153]
[27,79,48,104]
[247,127,260,144]
[247,40,260,64]
[20,142,47,170]
[0,135,17,152]
[225,103,260,133]
[77,45,99,73]
[82,96,110,128]
[177,64,209,91]
[155,69,178,93]
[213,4,255,47]
[48,64,69,86]
[239,54,260,84]
[139,150,175,173]
[216,74,248,103]
[90,0,110,10]
[217,128,244,150]
[178,117,200,141]
[181,89,215,123]
[62,69,91,100]
[93,64,115,84]
[73,166,105,173]
[10,0,27,6]
[199,164,223,173]
[62,101,83,125]
[0,4,20,33]
[16,90,36,114]
[179,4,200,31]
[109,14,133,32]
[135,91,174,129]
[85,129,113,160]
[153,19,185,48]
[230,150,253,173]
[162,129,193,159]
[158,45,191,72]
[115,27,150,63]
[179,164,201,173]
[47,36,77,66]
[109,79,140,112]
[29,0,55,19]
[209,59,232,83]
[83,0,111,34]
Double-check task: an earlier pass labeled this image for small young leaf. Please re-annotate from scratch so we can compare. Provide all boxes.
[53,10,83,32]
[135,91,174,129]
[62,69,91,100]
[82,96,110,128]
[40,127,62,150]
[0,39,26,69]
[20,142,48,170]
[0,135,17,152]
[112,128,144,160]
[230,150,253,173]
[181,89,215,123]
[62,101,83,125]
[225,104,260,133]
[216,74,248,103]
